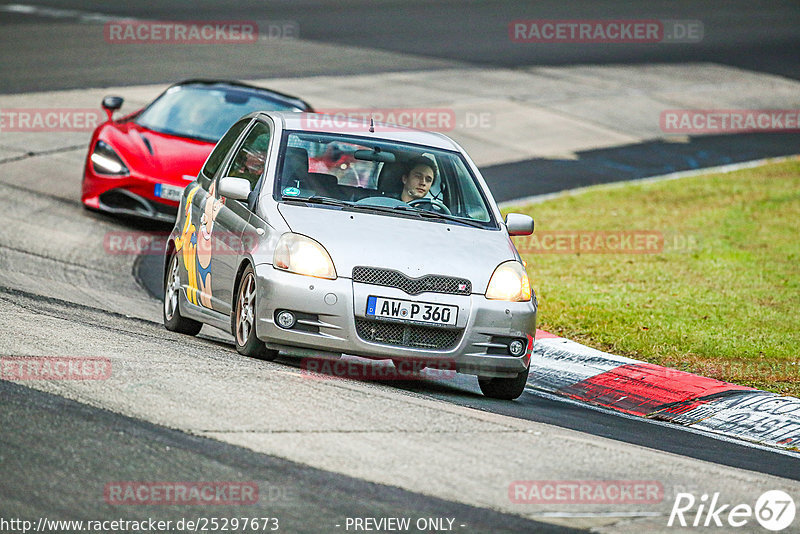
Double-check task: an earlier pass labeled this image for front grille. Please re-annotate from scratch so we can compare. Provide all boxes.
[99,190,149,213]
[98,189,178,220]
[352,266,471,296]
[355,318,461,350]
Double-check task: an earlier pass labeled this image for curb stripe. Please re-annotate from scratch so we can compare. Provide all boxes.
[535,329,559,339]
[659,391,800,447]
[531,330,799,450]
[557,362,753,416]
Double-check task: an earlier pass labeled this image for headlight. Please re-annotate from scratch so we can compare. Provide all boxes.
[90,140,129,175]
[485,261,531,302]
[273,233,336,279]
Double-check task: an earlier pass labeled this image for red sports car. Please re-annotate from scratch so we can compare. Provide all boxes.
[82,79,312,222]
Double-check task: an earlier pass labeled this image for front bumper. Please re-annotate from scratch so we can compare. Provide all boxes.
[254,264,537,378]
[82,168,181,222]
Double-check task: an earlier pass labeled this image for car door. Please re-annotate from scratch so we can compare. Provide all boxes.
[207,120,274,315]
[180,117,251,311]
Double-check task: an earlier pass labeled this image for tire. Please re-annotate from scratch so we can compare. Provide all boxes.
[234,265,278,361]
[478,365,530,400]
[163,253,203,335]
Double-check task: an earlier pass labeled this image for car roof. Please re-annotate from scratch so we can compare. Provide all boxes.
[170,79,313,111]
[256,111,461,151]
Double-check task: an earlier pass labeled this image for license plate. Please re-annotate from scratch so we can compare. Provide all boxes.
[366,296,458,326]
[154,183,184,202]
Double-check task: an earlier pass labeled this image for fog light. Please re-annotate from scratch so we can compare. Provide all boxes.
[509,339,526,356]
[276,310,296,329]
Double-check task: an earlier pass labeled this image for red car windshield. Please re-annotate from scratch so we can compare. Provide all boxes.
[136,84,301,142]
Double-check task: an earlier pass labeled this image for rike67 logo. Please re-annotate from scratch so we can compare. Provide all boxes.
[669,490,795,531]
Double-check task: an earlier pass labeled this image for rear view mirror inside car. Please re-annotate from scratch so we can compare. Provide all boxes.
[354,149,396,163]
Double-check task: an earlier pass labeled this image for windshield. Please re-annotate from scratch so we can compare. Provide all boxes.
[274,131,496,227]
[136,84,302,142]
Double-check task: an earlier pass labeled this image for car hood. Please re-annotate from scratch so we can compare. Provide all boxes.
[99,120,214,183]
[277,203,517,293]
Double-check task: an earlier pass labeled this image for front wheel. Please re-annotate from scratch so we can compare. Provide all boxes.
[163,253,203,335]
[478,365,529,400]
[234,265,278,361]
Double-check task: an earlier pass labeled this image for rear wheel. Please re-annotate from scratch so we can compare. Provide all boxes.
[234,265,278,361]
[478,365,530,400]
[163,253,203,335]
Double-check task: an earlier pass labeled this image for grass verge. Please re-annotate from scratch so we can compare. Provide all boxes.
[507,158,800,396]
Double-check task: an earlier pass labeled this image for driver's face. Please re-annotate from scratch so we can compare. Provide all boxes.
[402,165,434,201]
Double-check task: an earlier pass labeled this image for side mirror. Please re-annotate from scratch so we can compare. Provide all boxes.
[219,177,252,201]
[102,96,124,121]
[505,213,534,236]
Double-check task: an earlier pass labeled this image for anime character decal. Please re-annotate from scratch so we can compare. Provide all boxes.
[174,182,223,310]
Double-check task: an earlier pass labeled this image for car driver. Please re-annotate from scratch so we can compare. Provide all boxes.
[400,156,436,203]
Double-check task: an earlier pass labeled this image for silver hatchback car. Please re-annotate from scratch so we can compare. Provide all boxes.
[164,111,537,399]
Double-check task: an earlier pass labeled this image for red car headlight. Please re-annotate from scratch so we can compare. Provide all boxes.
[90,140,129,176]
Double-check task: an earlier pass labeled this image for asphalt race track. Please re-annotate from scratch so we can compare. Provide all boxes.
[1,2,799,533]
[482,133,800,203]
[1,0,799,92]
[0,379,573,534]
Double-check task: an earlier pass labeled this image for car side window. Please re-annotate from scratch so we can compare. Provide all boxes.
[200,118,251,187]
[223,122,272,192]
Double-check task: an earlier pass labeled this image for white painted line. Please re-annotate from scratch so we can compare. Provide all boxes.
[499,154,800,209]
[0,3,136,23]
[530,511,663,518]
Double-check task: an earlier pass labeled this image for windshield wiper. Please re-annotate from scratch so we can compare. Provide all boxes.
[287,197,426,218]
[282,196,354,207]
[392,205,486,229]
